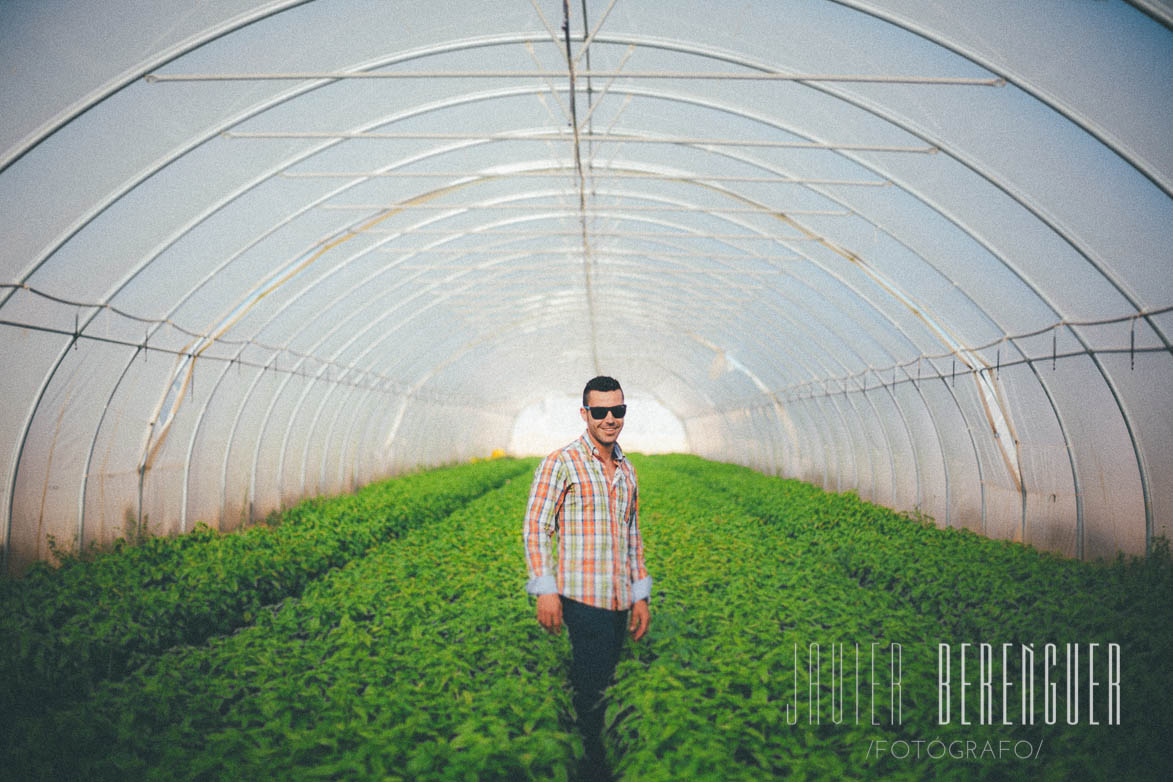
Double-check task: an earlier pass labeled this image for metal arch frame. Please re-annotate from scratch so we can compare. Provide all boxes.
[0,56,1010,551]
[275,272,710,507]
[577,32,1162,548]
[244,267,493,516]
[230,254,747,520]
[374,194,897,373]
[862,372,924,510]
[586,30,1131,531]
[678,200,974,527]
[183,194,599,525]
[5,15,1161,564]
[831,0,1172,200]
[367,307,706,466]
[716,269,933,516]
[345,383,395,485]
[0,160,943,562]
[315,372,369,496]
[277,275,713,504]
[576,77,1167,349]
[833,171,1121,554]
[828,380,876,497]
[703,253,965,525]
[273,63,1158,414]
[761,183,1080,547]
[201,251,558,526]
[173,162,947,544]
[696,292,870,495]
[548,35,1169,349]
[10,68,608,551]
[335,285,761,472]
[450,316,713,415]
[186,260,449,528]
[270,254,537,501]
[724,281,895,502]
[180,269,439,529]
[0,0,316,175]
[73,339,170,548]
[420,207,934,517]
[49,109,435,539]
[27,28,1173,379]
[744,10,1163,552]
[7,22,1073,372]
[501,356,712,429]
[22,29,1158,372]
[748,198,995,534]
[625,76,1139,551]
[817,394,853,493]
[203,180,780,367]
[1125,0,1173,29]
[111,137,597,530]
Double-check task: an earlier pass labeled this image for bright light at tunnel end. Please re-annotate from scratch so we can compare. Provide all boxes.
[508,394,689,457]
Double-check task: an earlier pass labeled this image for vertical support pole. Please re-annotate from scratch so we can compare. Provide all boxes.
[1130,318,1135,371]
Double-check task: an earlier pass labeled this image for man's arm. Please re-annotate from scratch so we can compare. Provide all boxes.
[626,477,652,641]
[523,455,566,634]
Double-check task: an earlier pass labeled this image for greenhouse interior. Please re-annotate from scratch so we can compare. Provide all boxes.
[2,1,1171,780]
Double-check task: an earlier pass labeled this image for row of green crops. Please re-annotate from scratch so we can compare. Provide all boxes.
[0,457,532,720]
[2,465,587,781]
[605,455,1172,781]
[2,454,1170,781]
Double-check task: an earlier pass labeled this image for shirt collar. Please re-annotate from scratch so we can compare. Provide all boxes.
[578,431,625,462]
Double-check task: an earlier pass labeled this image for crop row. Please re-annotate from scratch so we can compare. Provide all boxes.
[1,464,588,781]
[604,454,1171,781]
[0,457,532,720]
[3,455,1169,781]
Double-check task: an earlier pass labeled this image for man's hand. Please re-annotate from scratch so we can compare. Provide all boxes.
[536,593,563,635]
[629,599,650,641]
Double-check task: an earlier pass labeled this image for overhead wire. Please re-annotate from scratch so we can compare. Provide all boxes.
[4,281,1166,408]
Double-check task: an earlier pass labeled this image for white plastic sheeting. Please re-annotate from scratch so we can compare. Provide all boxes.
[1,0,1170,575]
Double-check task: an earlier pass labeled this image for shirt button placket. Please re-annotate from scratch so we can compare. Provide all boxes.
[610,471,623,609]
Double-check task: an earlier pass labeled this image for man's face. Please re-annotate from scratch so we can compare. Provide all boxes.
[581,388,625,449]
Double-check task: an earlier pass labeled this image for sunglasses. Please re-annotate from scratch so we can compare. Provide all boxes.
[584,404,627,420]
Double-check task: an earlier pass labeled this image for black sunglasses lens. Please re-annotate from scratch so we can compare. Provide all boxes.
[590,404,626,419]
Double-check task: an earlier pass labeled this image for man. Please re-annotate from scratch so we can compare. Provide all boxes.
[522,375,652,774]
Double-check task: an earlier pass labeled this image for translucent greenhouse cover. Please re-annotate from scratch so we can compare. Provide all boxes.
[1,0,1171,575]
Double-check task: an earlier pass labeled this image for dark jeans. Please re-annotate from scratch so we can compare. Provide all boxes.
[560,596,628,763]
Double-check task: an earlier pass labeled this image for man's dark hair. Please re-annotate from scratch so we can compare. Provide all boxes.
[582,375,623,407]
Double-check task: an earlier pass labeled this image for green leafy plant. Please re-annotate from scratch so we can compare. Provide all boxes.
[0,458,532,721]
[2,455,1169,782]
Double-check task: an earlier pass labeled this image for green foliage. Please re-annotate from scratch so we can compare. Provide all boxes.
[0,458,532,721]
[604,454,1173,782]
[2,463,576,782]
[3,454,1170,781]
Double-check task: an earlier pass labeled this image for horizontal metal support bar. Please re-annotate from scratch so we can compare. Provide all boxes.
[320,203,850,220]
[365,227,816,243]
[393,257,799,271]
[148,70,1005,86]
[282,169,891,186]
[226,130,937,153]
[715,343,1173,411]
[383,248,802,264]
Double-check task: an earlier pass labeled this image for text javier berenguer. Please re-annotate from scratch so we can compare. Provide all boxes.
[938,642,1121,726]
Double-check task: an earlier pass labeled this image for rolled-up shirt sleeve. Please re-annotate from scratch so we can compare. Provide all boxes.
[626,475,652,602]
[523,454,565,595]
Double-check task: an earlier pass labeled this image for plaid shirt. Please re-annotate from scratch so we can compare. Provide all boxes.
[523,433,652,610]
